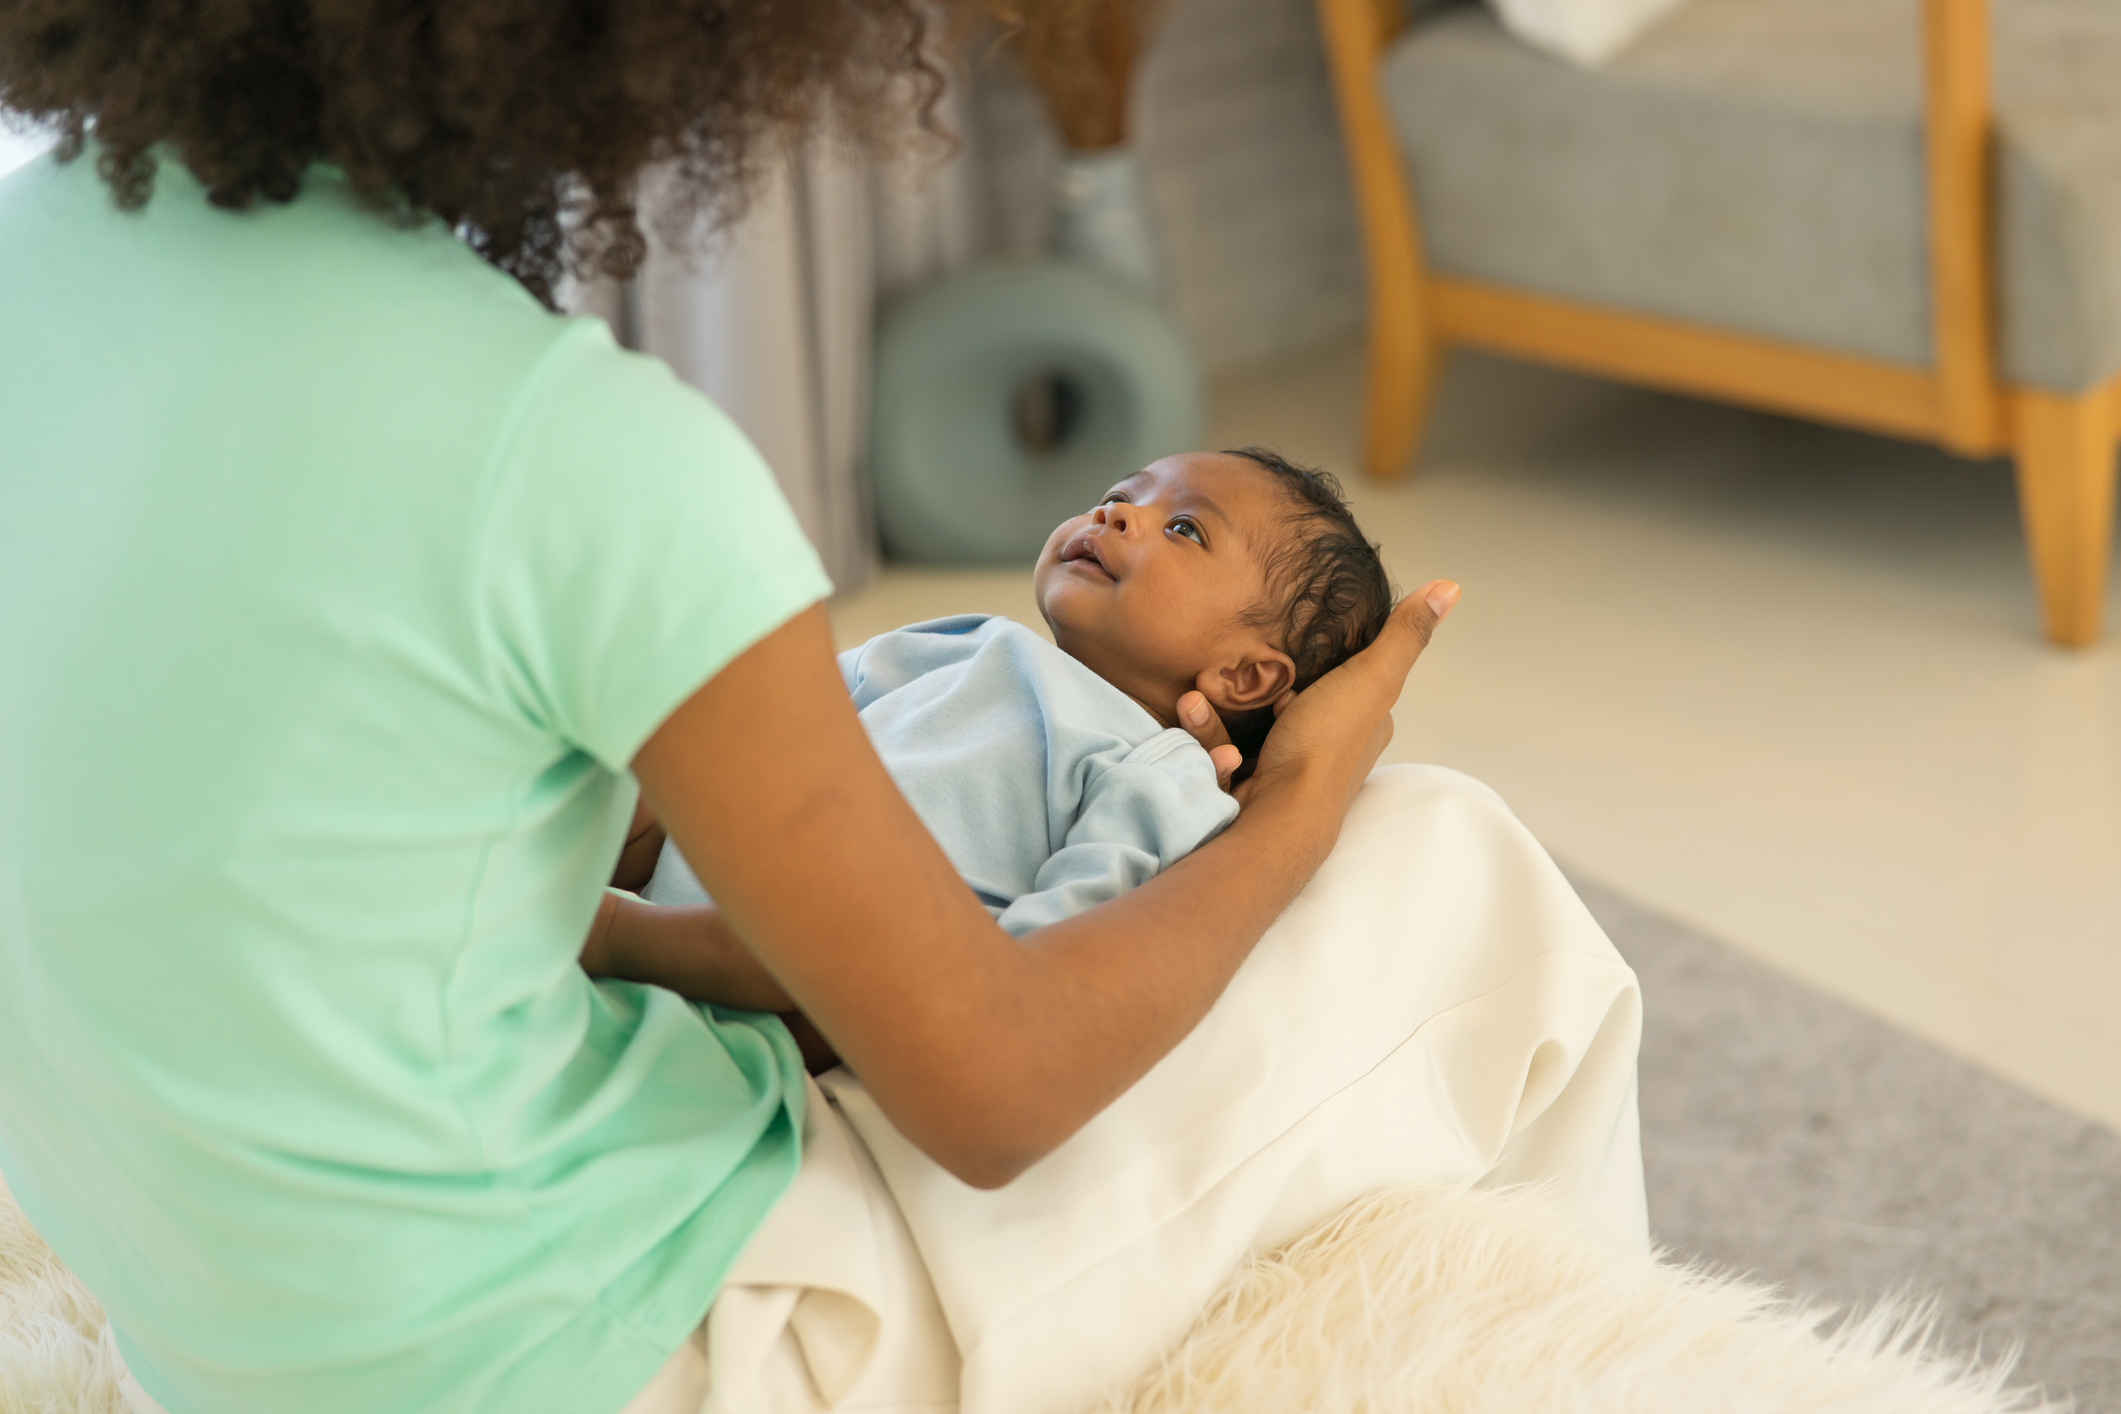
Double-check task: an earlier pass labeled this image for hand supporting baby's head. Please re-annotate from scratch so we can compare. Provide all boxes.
[1033,448,1394,767]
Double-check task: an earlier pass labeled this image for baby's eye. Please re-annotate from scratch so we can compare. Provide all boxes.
[1098,493,1129,509]
[1169,517,1205,546]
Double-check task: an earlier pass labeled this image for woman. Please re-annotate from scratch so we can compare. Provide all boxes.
[0,4,1643,1412]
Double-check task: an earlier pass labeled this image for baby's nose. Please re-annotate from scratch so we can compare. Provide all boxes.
[1097,503,1135,533]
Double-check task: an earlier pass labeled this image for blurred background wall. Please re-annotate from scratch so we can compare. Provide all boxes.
[975,0,1365,371]
[585,0,1372,591]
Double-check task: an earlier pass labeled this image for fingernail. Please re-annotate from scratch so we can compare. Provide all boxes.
[1425,582,1460,617]
[1183,697,1209,726]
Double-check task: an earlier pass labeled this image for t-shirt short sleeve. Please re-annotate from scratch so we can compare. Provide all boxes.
[475,320,832,768]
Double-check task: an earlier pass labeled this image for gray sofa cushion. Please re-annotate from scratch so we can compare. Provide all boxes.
[1380,0,2121,393]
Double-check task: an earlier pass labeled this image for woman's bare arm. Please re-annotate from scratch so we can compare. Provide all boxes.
[583,893,791,1011]
[632,586,1454,1188]
[582,893,843,1071]
[608,799,666,894]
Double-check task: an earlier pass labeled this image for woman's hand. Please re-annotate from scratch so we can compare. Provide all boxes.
[1175,697,1245,789]
[1176,580,1458,806]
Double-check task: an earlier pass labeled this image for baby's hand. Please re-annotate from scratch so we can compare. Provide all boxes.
[1176,691,1246,794]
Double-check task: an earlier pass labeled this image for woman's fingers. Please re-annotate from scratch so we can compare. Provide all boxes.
[1187,582,1456,805]
[1418,577,1461,631]
[1331,580,1458,719]
[1304,578,1459,716]
[1241,578,1457,808]
[1176,689,1243,792]
[1363,580,1458,687]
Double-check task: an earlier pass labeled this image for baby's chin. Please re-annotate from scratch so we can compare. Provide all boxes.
[1033,565,1105,634]
[1045,615,1186,714]
[1037,568,1110,638]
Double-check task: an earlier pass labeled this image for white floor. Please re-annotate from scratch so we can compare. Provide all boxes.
[830,340,2121,1132]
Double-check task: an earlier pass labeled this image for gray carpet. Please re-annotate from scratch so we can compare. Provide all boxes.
[1574,877,2121,1413]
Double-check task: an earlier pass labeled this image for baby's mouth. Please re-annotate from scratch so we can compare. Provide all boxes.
[1060,533,1116,580]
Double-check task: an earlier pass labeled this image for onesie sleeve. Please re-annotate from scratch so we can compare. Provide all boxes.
[993,729,1240,937]
[473,321,832,770]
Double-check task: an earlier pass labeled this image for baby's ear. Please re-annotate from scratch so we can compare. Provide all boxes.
[1198,649,1294,712]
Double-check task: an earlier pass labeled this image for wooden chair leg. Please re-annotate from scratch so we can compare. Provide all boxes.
[1364,324,1442,481]
[1315,0,1435,480]
[2012,386,2119,646]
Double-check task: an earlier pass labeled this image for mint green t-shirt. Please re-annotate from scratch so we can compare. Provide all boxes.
[0,153,831,1412]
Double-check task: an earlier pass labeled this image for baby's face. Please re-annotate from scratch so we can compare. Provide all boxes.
[1033,452,1296,727]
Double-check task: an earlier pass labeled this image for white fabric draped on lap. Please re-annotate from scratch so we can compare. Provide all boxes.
[688,763,1647,1414]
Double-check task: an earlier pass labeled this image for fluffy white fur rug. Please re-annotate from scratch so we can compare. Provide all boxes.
[1099,1184,2065,1414]
[0,1176,123,1414]
[0,1175,2064,1414]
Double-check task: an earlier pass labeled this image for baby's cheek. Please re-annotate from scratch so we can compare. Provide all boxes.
[1135,592,1222,665]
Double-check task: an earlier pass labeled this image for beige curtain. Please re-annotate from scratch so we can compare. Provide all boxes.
[568,76,982,596]
[630,148,880,592]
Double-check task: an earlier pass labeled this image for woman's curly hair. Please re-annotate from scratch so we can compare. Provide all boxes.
[0,0,950,304]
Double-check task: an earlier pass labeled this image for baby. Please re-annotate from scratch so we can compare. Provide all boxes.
[649,447,1393,933]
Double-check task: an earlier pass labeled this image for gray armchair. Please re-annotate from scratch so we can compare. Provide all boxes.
[1322,0,2120,644]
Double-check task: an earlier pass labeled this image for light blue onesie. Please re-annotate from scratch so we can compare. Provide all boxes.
[649,615,1239,933]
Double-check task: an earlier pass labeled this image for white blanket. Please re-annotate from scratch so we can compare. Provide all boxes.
[704,764,1647,1414]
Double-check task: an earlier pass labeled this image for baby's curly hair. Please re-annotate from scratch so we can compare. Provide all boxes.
[1219,446,1395,768]
[0,0,948,305]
